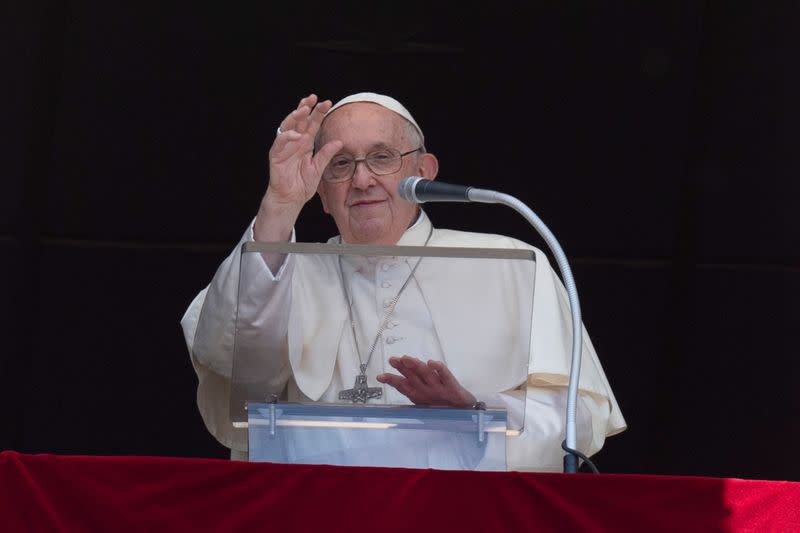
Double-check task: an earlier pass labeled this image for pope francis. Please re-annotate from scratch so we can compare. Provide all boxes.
[181,92,626,471]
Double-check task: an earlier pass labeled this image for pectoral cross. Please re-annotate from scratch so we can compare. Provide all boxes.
[339,365,383,403]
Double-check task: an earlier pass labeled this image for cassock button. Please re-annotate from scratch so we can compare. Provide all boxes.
[386,336,403,345]
[381,264,391,272]
[381,281,392,288]
[383,299,393,308]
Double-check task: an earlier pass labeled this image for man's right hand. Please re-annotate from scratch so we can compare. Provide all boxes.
[254,94,343,242]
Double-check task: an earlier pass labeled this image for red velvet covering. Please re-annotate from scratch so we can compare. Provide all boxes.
[1,451,798,532]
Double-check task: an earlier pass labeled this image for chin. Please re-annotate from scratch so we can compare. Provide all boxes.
[348,218,394,245]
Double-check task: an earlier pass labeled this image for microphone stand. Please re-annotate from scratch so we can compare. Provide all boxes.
[467,188,583,474]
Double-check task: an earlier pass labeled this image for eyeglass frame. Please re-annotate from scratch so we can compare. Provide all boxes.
[321,147,424,183]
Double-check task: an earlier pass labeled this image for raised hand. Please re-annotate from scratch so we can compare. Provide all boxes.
[255,94,343,242]
[377,355,478,408]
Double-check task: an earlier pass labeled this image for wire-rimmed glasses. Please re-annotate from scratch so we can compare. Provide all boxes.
[322,147,423,183]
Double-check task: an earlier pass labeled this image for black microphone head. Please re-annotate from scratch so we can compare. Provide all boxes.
[398,176,426,203]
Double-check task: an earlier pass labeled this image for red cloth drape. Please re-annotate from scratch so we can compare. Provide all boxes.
[1,451,798,532]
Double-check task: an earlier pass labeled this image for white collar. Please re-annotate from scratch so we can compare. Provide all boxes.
[396,209,432,246]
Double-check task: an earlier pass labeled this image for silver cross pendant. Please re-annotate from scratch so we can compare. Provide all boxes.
[339,366,383,403]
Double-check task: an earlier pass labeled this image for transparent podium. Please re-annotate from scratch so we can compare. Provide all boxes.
[231,241,535,471]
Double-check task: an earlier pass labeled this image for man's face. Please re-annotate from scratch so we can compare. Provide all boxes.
[317,103,436,245]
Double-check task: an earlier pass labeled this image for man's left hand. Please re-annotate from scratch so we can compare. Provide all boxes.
[377,355,477,408]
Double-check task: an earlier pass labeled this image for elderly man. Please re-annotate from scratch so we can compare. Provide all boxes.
[181,92,626,471]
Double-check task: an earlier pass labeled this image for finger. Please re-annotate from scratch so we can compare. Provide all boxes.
[296,94,317,111]
[310,139,343,176]
[378,373,423,404]
[293,102,323,134]
[386,358,430,397]
[400,355,441,387]
[306,99,333,137]
[387,357,425,389]
[428,360,476,407]
[389,356,430,388]
[269,130,304,160]
[427,360,459,390]
[276,93,318,134]
[279,106,313,134]
[280,95,328,136]
[376,373,403,388]
[395,381,423,404]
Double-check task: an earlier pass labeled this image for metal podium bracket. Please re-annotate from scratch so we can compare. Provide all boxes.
[267,394,279,438]
[473,401,487,445]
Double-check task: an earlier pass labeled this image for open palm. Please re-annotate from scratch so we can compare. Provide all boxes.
[267,94,343,207]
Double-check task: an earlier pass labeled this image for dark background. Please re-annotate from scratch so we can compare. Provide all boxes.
[3,2,798,480]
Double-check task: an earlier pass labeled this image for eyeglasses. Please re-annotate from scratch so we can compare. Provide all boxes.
[322,147,423,183]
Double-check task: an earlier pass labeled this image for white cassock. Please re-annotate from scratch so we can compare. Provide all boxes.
[181,211,626,471]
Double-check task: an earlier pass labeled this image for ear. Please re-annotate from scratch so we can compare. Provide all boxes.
[317,182,331,214]
[416,152,439,181]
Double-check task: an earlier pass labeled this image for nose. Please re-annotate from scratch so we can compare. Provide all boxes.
[350,158,376,190]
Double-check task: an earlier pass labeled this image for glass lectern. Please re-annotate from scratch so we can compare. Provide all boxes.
[231,242,535,471]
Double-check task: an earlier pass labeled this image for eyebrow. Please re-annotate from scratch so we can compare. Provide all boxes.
[369,142,393,150]
[335,142,396,157]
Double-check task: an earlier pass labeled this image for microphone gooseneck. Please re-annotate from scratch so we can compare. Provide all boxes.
[398,176,586,474]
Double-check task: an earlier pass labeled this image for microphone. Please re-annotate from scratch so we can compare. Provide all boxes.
[399,176,500,204]
[398,174,586,474]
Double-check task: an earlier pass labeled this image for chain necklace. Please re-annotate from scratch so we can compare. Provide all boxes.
[337,225,433,403]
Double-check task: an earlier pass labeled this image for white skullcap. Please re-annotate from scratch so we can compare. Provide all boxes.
[325,92,424,144]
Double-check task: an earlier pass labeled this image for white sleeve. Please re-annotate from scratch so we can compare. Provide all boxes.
[179,223,296,451]
[475,384,610,472]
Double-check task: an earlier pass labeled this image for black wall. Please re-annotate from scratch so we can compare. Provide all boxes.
[3,2,798,480]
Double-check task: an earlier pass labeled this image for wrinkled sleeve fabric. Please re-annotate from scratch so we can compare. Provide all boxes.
[180,223,295,452]
[477,386,610,472]
[516,245,626,470]
[525,246,627,441]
